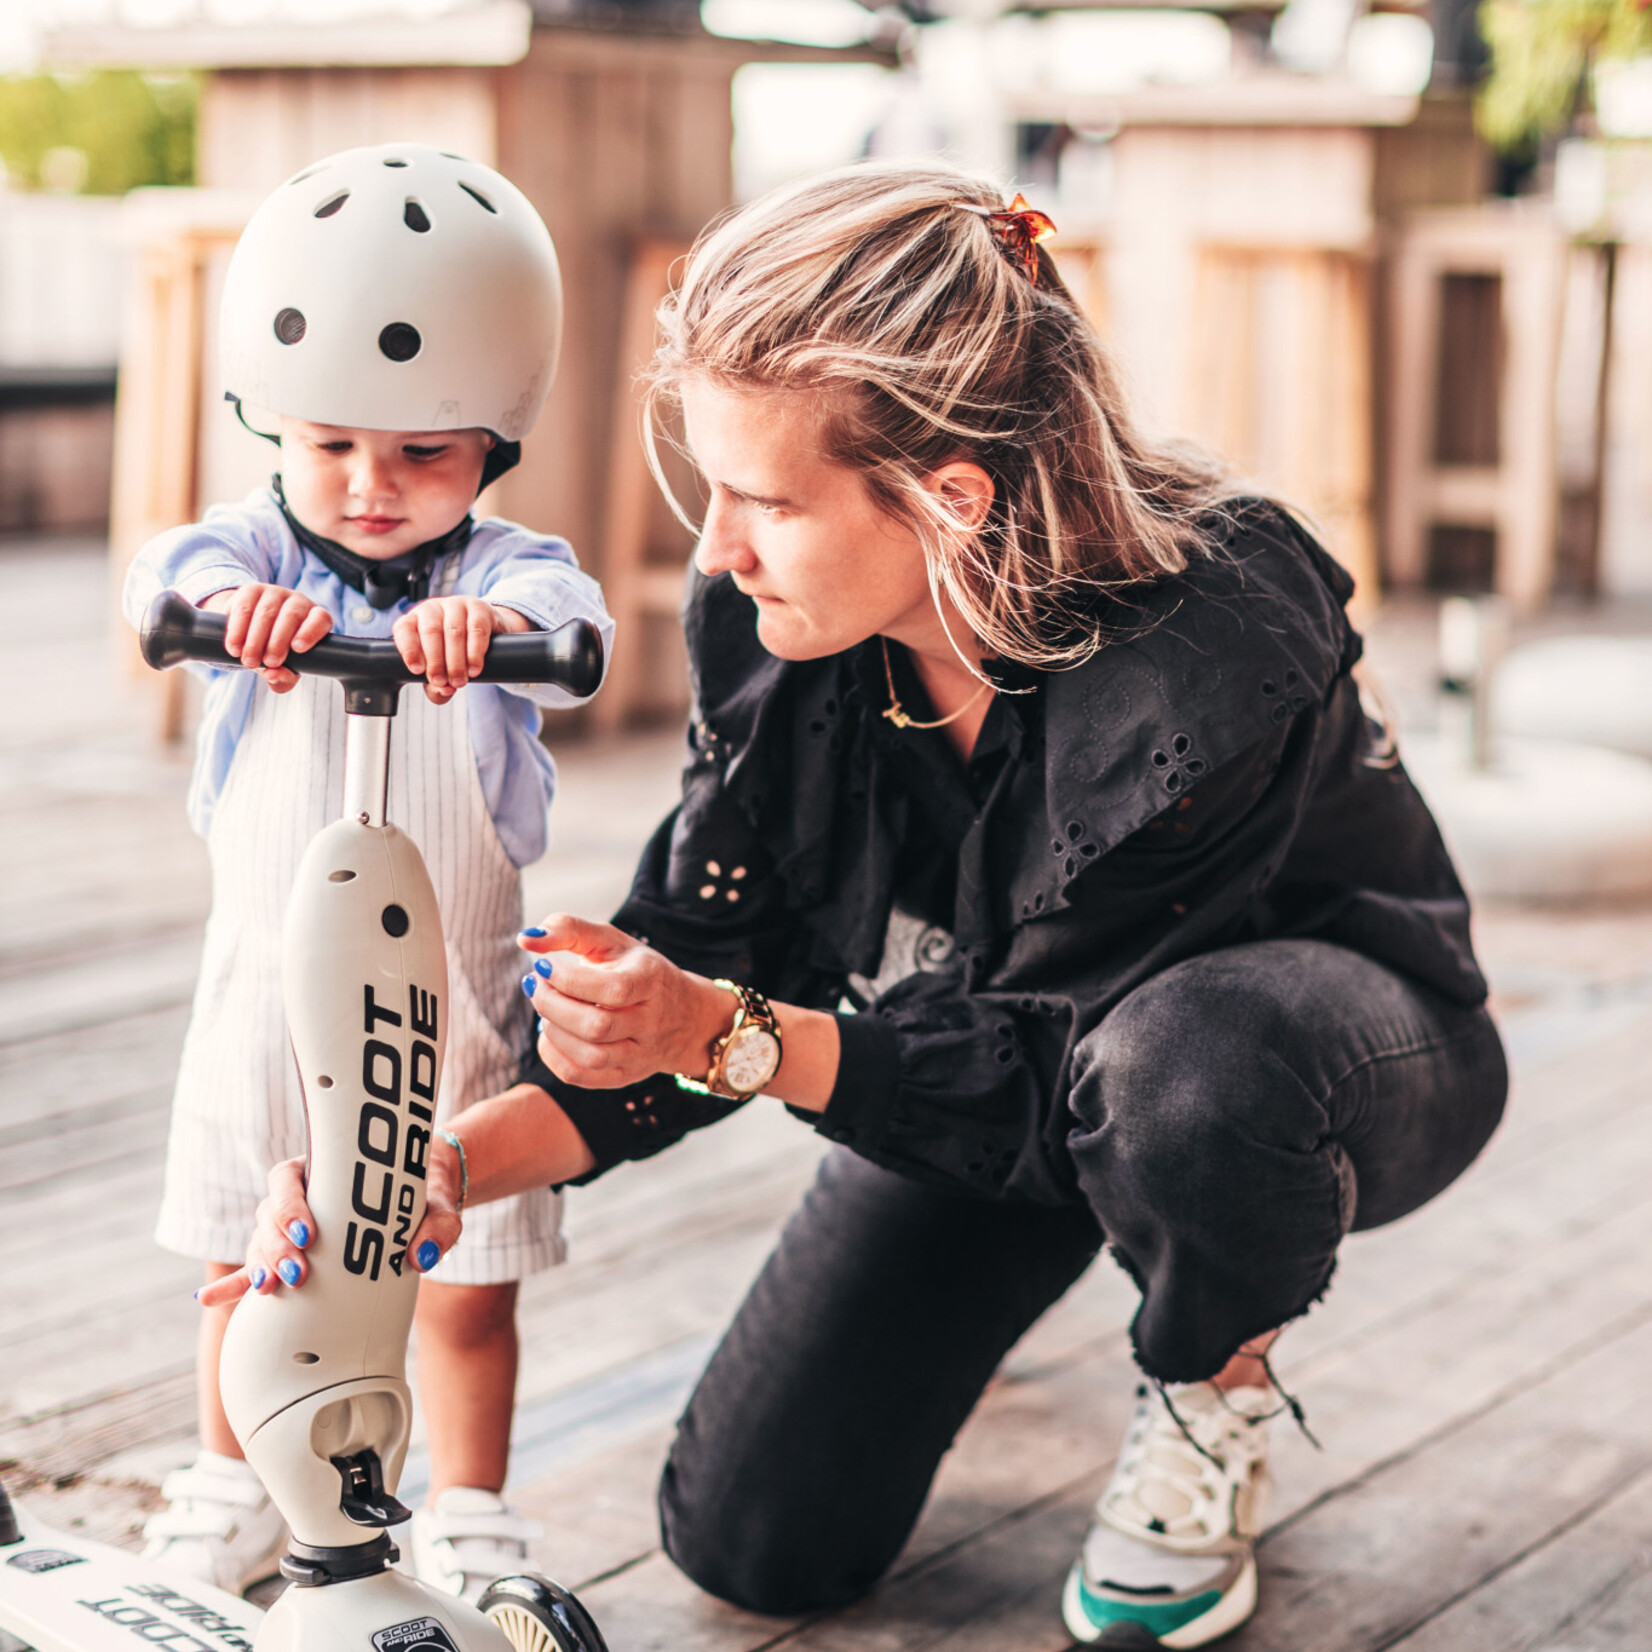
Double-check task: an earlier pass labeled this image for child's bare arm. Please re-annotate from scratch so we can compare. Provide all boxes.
[392,595,529,704]
[202,584,334,693]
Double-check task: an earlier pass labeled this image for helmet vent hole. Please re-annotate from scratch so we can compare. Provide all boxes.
[273,308,306,345]
[403,198,431,233]
[382,157,409,168]
[379,323,422,363]
[458,182,496,214]
[314,190,349,219]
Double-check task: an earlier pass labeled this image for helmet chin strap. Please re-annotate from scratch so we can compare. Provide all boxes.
[270,475,472,610]
[228,395,522,611]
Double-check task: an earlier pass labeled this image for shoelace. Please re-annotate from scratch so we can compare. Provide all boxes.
[1104,1388,1268,1546]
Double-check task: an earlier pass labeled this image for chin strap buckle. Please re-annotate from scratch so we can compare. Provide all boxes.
[330,1448,412,1528]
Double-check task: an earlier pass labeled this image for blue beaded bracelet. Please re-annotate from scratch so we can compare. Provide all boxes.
[436,1128,469,1211]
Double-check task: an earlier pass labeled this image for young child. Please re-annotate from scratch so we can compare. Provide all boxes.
[122,143,613,1601]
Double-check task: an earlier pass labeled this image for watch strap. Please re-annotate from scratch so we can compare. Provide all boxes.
[674,979,780,1101]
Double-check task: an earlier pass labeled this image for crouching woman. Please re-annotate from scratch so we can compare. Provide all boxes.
[221,161,1507,1649]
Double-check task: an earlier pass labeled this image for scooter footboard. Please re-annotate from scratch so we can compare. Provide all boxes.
[0,1492,263,1652]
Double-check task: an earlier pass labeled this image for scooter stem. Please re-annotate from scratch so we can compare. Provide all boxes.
[219,696,445,1576]
[344,713,391,828]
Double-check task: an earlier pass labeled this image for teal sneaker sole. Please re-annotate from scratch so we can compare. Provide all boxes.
[1061,1555,1257,1649]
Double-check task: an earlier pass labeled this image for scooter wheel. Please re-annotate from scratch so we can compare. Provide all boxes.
[479,1573,610,1652]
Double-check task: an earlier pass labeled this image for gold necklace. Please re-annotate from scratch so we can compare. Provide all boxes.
[880,637,992,731]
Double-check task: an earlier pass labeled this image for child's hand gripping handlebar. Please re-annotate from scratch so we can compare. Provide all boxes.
[141,589,605,711]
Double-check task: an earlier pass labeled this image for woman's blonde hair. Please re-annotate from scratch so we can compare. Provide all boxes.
[645,159,1237,671]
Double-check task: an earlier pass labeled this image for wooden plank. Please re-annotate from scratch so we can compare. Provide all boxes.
[0,1090,169,1196]
[0,1004,189,1130]
[0,1372,196,1490]
[1526,1558,1652,1652]
[1386,1468,1652,1650]
[0,932,202,1045]
[1243,1314,1652,1649]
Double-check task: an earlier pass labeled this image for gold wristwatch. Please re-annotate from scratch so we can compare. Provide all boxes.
[674,979,782,1101]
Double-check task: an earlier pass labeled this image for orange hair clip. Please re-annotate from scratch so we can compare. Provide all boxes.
[984,193,1057,284]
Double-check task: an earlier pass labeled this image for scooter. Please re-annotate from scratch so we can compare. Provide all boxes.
[1,592,609,1652]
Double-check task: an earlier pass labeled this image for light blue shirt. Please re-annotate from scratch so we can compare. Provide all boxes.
[124,487,615,868]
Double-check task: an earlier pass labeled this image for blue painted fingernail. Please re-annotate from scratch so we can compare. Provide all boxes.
[521,926,547,938]
[534,958,553,978]
[521,974,537,997]
[251,1267,267,1289]
[288,1221,310,1249]
[538,1018,547,1035]
[277,1259,301,1287]
[192,1287,203,1302]
[417,1239,440,1270]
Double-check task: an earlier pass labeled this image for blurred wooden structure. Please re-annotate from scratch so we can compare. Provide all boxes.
[1017,84,1492,608]
[108,193,251,735]
[594,238,691,733]
[0,194,126,537]
[1384,205,1572,611]
[1192,245,1373,591]
[42,3,890,727]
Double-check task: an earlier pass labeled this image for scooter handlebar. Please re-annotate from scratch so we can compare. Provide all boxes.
[140,589,605,700]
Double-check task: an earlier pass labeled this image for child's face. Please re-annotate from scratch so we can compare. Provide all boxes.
[278,419,493,560]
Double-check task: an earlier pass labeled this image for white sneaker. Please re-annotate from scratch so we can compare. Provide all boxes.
[140,1451,287,1596]
[410,1487,541,1605]
[1062,1382,1274,1649]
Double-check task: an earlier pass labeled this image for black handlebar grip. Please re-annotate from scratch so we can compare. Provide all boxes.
[479,620,605,698]
[140,589,237,671]
[140,590,605,699]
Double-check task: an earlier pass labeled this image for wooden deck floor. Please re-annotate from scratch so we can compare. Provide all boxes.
[7,538,1652,1651]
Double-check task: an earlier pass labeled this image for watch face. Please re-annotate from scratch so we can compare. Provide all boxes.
[723,1026,781,1095]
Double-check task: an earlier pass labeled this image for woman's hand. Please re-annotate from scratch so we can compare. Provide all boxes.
[194,1141,466,1309]
[518,917,732,1090]
[394,596,528,704]
[203,584,333,692]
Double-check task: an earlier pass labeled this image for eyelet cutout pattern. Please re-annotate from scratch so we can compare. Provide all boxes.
[1020,886,1050,919]
[1259,667,1309,724]
[1046,819,1102,884]
[696,858,748,904]
[964,1138,1021,1181]
[622,1091,666,1130]
[992,1020,1019,1067]
[1149,731,1208,795]
[806,694,844,754]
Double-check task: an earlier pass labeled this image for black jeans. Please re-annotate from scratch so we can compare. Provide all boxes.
[658,940,1508,1615]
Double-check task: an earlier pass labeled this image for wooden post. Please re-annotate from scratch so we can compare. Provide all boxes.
[1189,243,1378,605]
[108,196,249,738]
[1383,205,1568,609]
[593,239,693,733]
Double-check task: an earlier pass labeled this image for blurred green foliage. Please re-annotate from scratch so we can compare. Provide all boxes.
[0,71,196,193]
[1477,0,1652,151]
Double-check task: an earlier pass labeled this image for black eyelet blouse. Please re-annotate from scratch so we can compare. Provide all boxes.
[524,499,1487,1206]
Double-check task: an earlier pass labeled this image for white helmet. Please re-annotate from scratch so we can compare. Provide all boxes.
[221,143,562,441]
